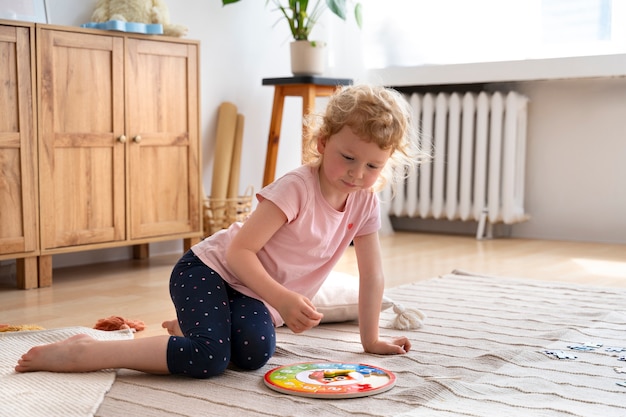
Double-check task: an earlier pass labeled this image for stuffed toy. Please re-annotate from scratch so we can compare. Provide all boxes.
[91,0,187,37]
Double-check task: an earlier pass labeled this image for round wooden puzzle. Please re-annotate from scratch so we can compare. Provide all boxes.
[263,362,396,399]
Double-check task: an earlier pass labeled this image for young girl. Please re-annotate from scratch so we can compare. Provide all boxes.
[16,84,421,378]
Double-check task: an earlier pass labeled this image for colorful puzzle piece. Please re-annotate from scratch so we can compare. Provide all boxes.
[567,342,603,351]
[605,347,626,353]
[543,350,577,360]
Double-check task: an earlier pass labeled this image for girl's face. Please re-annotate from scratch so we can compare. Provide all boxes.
[317,126,391,199]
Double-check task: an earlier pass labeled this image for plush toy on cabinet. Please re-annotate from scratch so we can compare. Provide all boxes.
[90,0,187,37]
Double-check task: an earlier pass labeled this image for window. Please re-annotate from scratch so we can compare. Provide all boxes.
[360,0,625,68]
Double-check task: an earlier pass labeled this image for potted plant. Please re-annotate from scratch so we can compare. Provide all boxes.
[222,0,362,75]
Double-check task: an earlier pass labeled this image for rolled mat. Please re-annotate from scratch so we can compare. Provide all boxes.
[211,102,238,200]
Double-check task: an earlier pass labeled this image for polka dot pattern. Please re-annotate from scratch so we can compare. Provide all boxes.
[166,251,276,379]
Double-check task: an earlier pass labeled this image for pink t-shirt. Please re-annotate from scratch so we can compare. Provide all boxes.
[191,165,381,326]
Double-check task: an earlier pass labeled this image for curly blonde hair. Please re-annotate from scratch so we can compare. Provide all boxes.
[302,84,427,192]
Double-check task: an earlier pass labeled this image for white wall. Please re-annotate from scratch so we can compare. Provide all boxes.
[31,1,626,269]
[514,77,626,243]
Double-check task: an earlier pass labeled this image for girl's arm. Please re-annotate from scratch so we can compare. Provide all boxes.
[225,199,323,333]
[353,232,411,355]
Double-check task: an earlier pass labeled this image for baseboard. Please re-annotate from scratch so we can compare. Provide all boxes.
[390,216,512,238]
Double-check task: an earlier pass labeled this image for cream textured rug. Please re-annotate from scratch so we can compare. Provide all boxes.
[95,271,626,417]
[0,327,133,417]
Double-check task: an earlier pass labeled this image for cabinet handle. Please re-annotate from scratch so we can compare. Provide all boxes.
[133,135,142,143]
[118,135,127,143]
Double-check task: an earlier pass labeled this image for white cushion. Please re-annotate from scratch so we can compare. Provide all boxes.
[312,271,394,323]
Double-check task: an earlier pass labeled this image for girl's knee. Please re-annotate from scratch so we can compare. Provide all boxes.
[186,356,230,379]
[230,337,275,371]
[231,353,271,371]
[167,337,231,379]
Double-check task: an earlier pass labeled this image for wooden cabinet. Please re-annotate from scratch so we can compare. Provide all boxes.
[125,38,200,241]
[0,22,202,288]
[36,25,202,284]
[38,28,126,250]
[0,21,39,289]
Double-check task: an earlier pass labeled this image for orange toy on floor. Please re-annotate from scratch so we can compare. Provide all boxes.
[94,316,146,332]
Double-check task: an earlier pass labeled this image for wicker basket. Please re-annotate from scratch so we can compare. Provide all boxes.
[203,186,254,237]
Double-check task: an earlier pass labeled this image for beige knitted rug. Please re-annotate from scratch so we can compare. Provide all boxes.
[0,327,133,417]
[95,271,626,417]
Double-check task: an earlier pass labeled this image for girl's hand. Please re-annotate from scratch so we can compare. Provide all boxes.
[363,337,412,355]
[278,291,324,333]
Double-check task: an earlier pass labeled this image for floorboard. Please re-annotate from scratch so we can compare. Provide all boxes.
[2,232,624,338]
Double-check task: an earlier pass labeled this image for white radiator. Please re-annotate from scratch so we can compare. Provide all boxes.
[385,91,529,238]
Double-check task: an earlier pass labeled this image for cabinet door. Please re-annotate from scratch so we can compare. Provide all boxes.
[38,29,126,250]
[0,25,38,256]
[126,39,200,239]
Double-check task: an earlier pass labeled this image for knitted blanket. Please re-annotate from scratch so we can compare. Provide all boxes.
[96,271,626,416]
[0,327,133,417]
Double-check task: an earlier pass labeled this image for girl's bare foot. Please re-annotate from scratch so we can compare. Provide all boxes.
[15,334,99,373]
[161,319,183,336]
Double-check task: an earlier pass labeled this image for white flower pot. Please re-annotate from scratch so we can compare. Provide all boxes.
[290,40,327,76]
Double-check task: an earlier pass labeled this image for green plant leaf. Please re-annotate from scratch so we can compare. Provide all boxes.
[222,0,362,41]
[354,2,362,28]
[326,0,347,20]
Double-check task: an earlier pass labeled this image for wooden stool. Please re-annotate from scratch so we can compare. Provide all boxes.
[261,76,352,186]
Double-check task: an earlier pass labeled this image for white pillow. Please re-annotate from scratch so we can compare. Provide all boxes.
[312,271,394,323]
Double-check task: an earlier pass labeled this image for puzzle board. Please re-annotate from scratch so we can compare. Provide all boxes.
[263,362,396,399]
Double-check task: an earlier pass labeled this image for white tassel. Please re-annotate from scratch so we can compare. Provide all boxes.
[390,302,426,330]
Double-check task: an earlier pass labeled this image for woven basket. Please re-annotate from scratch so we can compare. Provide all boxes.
[203,186,254,237]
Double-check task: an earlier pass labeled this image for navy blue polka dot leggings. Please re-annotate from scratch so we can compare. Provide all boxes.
[166,250,276,379]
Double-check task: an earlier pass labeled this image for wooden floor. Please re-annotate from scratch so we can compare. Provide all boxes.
[1,232,625,338]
